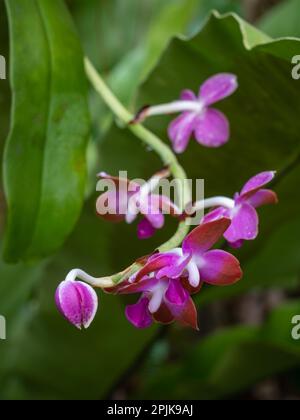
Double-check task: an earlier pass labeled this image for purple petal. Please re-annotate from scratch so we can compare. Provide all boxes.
[168,112,197,154]
[125,296,153,329]
[134,253,183,282]
[140,196,165,229]
[183,217,231,257]
[165,279,189,307]
[137,218,156,240]
[202,207,228,223]
[200,250,242,286]
[175,297,199,330]
[194,108,230,148]
[224,203,259,243]
[228,240,244,249]
[199,73,238,106]
[156,254,191,280]
[96,190,129,223]
[180,89,197,101]
[153,302,175,325]
[116,277,159,295]
[55,280,98,329]
[240,171,276,199]
[246,189,278,208]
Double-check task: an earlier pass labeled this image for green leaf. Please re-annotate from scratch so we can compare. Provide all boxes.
[135,301,300,399]
[258,0,300,38]
[3,0,90,263]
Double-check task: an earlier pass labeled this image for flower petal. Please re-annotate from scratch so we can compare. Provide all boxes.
[176,297,199,330]
[199,73,238,106]
[125,296,153,329]
[181,276,203,295]
[202,207,228,223]
[156,254,191,280]
[115,277,159,295]
[137,218,156,240]
[200,250,242,286]
[180,89,197,101]
[165,279,189,307]
[168,112,197,154]
[55,280,98,329]
[194,108,230,148]
[97,172,140,191]
[139,196,165,229]
[145,211,165,230]
[228,240,244,249]
[96,190,128,223]
[96,173,140,222]
[224,203,259,243]
[240,171,276,200]
[153,302,175,324]
[183,217,231,257]
[134,253,182,282]
[246,189,278,208]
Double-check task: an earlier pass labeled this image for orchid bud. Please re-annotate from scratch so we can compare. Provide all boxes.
[55,280,98,329]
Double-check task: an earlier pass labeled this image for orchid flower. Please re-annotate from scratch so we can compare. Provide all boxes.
[133,218,242,288]
[106,218,242,329]
[131,73,238,154]
[196,171,278,248]
[96,169,180,239]
[108,276,200,330]
[55,279,98,330]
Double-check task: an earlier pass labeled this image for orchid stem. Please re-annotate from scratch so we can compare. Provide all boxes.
[84,57,192,286]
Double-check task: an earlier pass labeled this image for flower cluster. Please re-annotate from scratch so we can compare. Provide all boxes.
[108,218,242,329]
[55,72,278,332]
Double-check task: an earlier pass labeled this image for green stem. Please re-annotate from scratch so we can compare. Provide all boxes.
[84,58,191,285]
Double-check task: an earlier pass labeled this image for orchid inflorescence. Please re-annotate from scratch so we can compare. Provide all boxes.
[55,70,278,331]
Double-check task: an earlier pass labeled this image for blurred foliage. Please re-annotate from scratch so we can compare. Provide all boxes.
[259,0,300,38]
[0,0,300,401]
[0,200,156,400]
[134,301,300,399]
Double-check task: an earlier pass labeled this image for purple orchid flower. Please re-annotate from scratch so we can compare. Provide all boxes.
[203,171,278,247]
[96,169,180,239]
[110,276,199,330]
[131,73,238,154]
[108,218,242,329]
[55,280,98,330]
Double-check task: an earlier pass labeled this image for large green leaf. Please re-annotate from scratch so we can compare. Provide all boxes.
[0,0,10,177]
[3,0,90,263]
[258,0,300,38]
